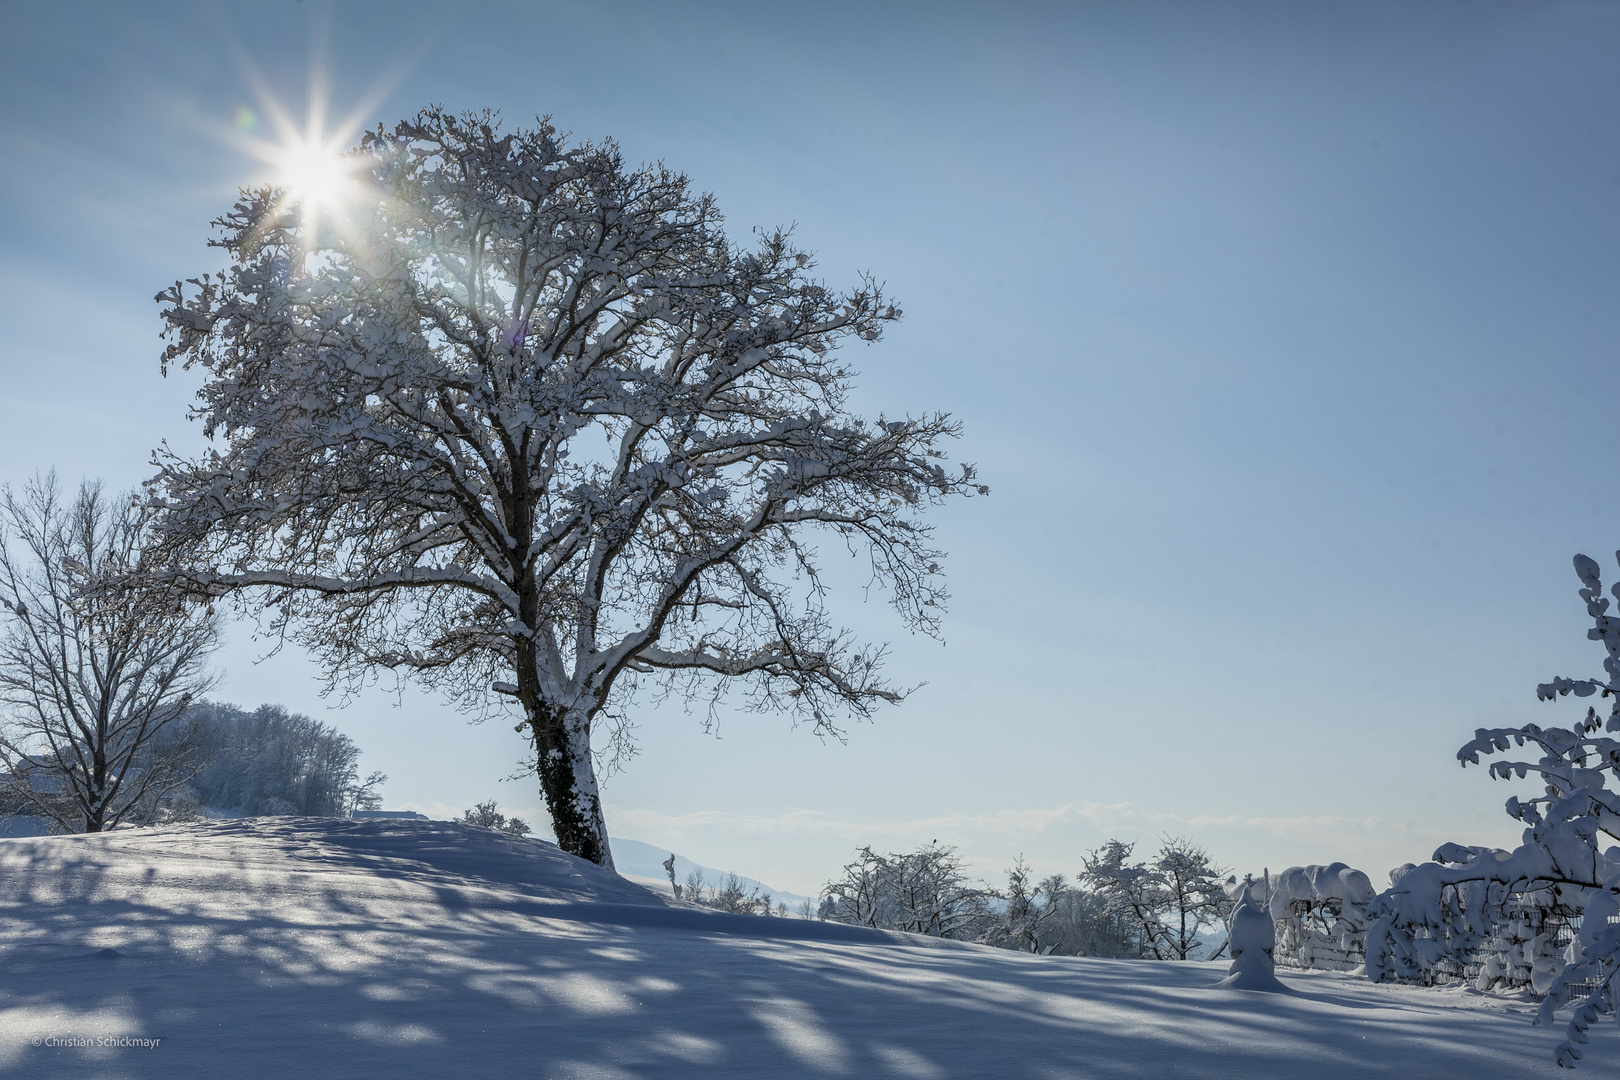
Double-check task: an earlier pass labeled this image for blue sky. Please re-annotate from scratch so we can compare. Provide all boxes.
[3,0,1619,894]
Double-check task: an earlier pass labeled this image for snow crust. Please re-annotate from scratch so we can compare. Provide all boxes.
[0,818,1610,1077]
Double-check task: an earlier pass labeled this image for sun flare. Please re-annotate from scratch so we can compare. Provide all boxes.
[276,138,356,218]
[224,68,388,244]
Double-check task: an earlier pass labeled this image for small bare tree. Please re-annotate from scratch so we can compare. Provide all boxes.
[0,476,217,833]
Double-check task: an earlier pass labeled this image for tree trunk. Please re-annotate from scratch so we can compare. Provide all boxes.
[523,699,614,871]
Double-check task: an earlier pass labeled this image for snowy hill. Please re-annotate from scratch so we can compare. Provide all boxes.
[0,818,1610,1078]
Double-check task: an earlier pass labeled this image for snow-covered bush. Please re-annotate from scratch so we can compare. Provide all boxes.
[460,800,532,837]
[1216,882,1287,992]
[1364,553,1620,1068]
[672,867,776,915]
[707,873,770,915]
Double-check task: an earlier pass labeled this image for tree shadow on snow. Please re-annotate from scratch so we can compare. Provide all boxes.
[0,820,1606,1080]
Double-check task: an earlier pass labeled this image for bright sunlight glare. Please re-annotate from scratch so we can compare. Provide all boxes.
[277,139,355,217]
[221,62,394,244]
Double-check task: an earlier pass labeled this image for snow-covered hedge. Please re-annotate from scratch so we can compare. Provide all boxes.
[1364,553,1620,1067]
[1268,864,1374,972]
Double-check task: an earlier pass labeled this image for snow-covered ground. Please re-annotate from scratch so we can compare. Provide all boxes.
[0,819,1610,1078]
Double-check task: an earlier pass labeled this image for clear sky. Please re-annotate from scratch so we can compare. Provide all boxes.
[3,0,1619,895]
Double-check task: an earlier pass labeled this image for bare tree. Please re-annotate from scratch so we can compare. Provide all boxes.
[344,770,387,816]
[0,476,217,833]
[149,107,982,868]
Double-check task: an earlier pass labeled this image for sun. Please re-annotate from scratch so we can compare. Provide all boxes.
[276,137,358,220]
[223,67,385,244]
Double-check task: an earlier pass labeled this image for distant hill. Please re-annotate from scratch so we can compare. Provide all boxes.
[609,836,815,908]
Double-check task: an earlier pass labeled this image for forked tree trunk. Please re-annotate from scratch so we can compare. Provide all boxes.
[522,697,614,870]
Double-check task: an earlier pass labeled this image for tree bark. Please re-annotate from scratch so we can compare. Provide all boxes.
[525,704,612,869]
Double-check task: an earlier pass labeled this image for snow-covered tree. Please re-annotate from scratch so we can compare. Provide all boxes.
[1082,837,1231,960]
[980,858,1067,953]
[0,476,217,833]
[1027,882,1140,958]
[149,107,981,869]
[821,844,992,938]
[1364,553,1620,1068]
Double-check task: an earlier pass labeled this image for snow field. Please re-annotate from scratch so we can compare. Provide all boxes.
[0,818,1611,1078]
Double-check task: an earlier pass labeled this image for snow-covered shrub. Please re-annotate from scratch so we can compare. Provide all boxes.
[1364,553,1620,1068]
[677,868,772,915]
[460,800,532,837]
[821,844,992,938]
[707,873,769,915]
[1216,882,1287,992]
[1262,864,1374,972]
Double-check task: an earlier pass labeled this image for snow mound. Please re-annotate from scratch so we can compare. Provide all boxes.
[0,818,1612,1078]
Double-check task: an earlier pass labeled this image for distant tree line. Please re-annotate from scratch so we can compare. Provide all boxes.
[657,833,1230,958]
[814,837,1231,959]
[177,700,385,818]
[1,697,386,829]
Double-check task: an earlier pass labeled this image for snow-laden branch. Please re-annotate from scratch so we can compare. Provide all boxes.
[1366,552,1620,1069]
